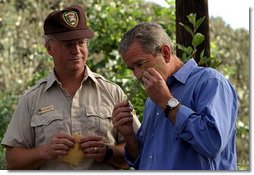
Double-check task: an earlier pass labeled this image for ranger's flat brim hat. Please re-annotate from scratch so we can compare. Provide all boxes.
[43,5,94,41]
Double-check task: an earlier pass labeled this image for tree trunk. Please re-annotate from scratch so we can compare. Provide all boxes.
[175,0,210,65]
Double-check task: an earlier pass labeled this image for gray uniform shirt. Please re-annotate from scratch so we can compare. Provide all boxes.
[2,66,140,170]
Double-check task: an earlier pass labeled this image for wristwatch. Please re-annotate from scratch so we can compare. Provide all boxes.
[104,144,113,161]
[164,98,180,115]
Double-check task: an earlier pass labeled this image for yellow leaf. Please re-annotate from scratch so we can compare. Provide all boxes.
[61,134,84,166]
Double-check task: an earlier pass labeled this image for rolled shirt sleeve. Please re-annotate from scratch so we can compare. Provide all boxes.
[175,77,238,159]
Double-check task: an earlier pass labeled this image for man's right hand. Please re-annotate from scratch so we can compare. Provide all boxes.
[5,133,75,170]
[112,101,135,139]
[112,101,140,161]
[44,133,75,160]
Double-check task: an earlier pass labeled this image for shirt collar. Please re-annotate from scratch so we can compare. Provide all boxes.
[44,65,99,91]
[169,58,198,84]
[83,65,99,84]
[44,71,57,91]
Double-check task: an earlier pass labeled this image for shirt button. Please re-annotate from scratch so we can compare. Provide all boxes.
[149,155,152,159]
[156,112,159,116]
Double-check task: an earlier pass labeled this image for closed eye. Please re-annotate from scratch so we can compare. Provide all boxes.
[126,59,147,71]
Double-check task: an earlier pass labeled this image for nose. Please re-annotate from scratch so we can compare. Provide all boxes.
[71,43,83,53]
[133,67,143,81]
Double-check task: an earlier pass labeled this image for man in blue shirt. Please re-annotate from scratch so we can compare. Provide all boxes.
[112,22,238,170]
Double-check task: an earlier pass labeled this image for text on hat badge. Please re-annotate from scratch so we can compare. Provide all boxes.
[63,11,79,27]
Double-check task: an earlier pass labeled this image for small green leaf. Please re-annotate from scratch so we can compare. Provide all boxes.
[182,52,187,62]
[195,16,205,32]
[186,46,193,55]
[179,22,194,36]
[200,50,205,59]
[187,13,196,27]
[177,43,186,51]
[192,33,204,47]
[177,44,193,55]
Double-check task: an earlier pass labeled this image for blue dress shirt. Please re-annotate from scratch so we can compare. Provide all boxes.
[125,59,238,170]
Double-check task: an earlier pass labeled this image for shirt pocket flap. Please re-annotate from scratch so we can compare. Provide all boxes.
[31,110,63,127]
[86,105,112,119]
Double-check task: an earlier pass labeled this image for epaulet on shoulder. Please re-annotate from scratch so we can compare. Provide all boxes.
[93,73,118,85]
[24,77,48,95]
[93,72,105,80]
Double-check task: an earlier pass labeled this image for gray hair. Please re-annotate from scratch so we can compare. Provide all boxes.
[43,34,57,46]
[118,22,174,55]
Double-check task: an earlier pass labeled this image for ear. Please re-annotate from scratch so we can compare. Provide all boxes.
[160,45,172,63]
[45,41,54,56]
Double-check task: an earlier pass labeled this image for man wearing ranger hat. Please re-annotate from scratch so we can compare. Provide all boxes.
[1,5,140,170]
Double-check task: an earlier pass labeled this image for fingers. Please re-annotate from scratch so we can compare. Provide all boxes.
[112,100,134,128]
[80,135,104,146]
[144,67,161,77]
[84,146,105,162]
[142,76,148,85]
[113,101,133,117]
[112,109,133,126]
[142,67,160,82]
[49,144,69,156]
[112,113,133,128]
[113,101,130,111]
[79,136,107,162]
[46,133,75,159]
[113,101,133,124]
[54,134,74,148]
[81,143,104,154]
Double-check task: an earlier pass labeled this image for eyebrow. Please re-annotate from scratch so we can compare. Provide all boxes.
[126,65,133,70]
[126,59,147,70]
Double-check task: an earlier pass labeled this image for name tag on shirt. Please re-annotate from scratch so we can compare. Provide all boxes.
[38,105,54,114]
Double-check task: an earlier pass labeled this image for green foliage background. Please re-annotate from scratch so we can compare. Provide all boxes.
[0,0,249,170]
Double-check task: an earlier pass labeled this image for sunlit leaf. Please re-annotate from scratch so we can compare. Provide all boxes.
[192,33,204,47]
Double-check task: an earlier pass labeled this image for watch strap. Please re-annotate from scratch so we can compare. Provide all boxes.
[164,98,179,116]
[104,144,113,161]
[164,105,172,116]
